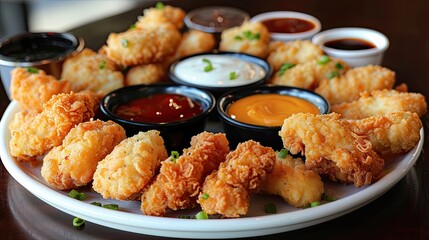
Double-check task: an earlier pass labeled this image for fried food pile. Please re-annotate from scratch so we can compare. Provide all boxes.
[6,2,428,219]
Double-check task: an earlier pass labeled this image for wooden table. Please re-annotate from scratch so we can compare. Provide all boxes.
[1,1,428,239]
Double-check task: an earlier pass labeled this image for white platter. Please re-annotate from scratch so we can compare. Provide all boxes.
[0,101,424,239]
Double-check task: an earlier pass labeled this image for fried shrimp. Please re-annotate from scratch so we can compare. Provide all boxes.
[315,65,396,105]
[270,56,349,90]
[105,23,181,67]
[267,40,324,72]
[141,132,229,216]
[41,120,126,190]
[279,113,384,187]
[9,91,99,162]
[198,140,276,218]
[331,89,428,119]
[219,21,270,58]
[10,67,71,112]
[260,153,324,208]
[92,130,167,200]
[61,48,124,96]
[345,111,422,155]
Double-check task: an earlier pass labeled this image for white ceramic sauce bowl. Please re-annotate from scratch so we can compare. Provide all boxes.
[312,27,389,67]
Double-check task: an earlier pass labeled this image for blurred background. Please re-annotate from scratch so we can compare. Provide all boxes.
[0,0,142,39]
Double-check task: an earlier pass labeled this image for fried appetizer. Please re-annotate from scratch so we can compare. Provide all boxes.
[267,40,324,72]
[279,113,384,187]
[8,110,38,133]
[9,91,99,162]
[260,153,324,208]
[125,63,167,86]
[41,120,126,190]
[141,132,229,216]
[331,89,428,119]
[136,3,185,29]
[270,56,349,90]
[92,130,167,200]
[61,48,124,95]
[105,23,181,67]
[219,21,270,58]
[346,111,422,155]
[315,65,396,105]
[172,30,216,60]
[10,67,71,112]
[198,140,276,218]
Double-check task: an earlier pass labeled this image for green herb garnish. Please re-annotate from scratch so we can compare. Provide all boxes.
[156,2,164,9]
[201,193,209,199]
[335,62,344,70]
[322,193,336,202]
[264,203,277,213]
[202,58,213,72]
[243,30,260,40]
[91,202,102,207]
[229,71,237,80]
[171,150,180,162]
[277,63,295,76]
[328,71,340,79]
[234,35,243,41]
[121,38,129,48]
[129,24,136,30]
[99,60,106,69]
[317,55,330,65]
[103,204,119,210]
[72,217,85,230]
[68,189,87,201]
[26,67,39,74]
[278,148,288,158]
[195,211,209,220]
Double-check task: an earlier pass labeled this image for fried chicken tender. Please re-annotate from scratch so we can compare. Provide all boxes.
[41,120,126,190]
[9,91,99,162]
[260,154,324,208]
[270,56,349,90]
[136,4,185,29]
[92,130,167,200]
[315,65,396,105]
[61,48,124,95]
[105,23,181,67]
[10,67,71,112]
[279,113,384,187]
[219,21,270,58]
[267,40,324,72]
[331,89,428,119]
[198,140,276,218]
[346,111,422,155]
[125,63,167,86]
[141,132,229,216]
[8,110,38,133]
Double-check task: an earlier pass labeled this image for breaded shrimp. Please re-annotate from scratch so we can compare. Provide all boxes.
[9,91,99,162]
[136,4,186,29]
[197,140,276,218]
[315,65,396,105]
[267,40,324,72]
[279,113,384,187]
[331,89,428,119]
[346,111,422,155]
[219,21,270,58]
[260,153,324,208]
[141,132,229,216]
[92,130,168,200]
[270,56,349,90]
[61,48,124,96]
[10,67,71,112]
[125,63,167,86]
[41,120,126,190]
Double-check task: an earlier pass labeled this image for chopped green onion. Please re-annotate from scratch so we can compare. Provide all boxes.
[277,63,295,76]
[68,189,87,201]
[26,67,39,74]
[201,193,209,199]
[103,204,119,210]
[264,203,277,213]
[156,2,164,9]
[278,148,288,158]
[179,215,191,219]
[229,71,237,80]
[202,58,213,72]
[234,35,243,41]
[91,202,102,207]
[99,60,106,69]
[322,193,336,202]
[121,38,129,48]
[317,55,330,65]
[243,30,260,40]
[129,24,136,30]
[195,211,209,220]
[72,217,85,229]
[171,150,180,162]
[328,71,340,79]
[335,62,344,70]
[311,201,321,207]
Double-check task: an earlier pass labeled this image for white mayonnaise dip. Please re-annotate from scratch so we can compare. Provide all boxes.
[173,54,266,87]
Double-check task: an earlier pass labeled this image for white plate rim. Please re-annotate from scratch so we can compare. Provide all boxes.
[0,101,424,238]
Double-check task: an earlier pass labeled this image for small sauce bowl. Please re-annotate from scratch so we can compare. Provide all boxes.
[168,52,272,99]
[312,27,389,67]
[0,32,84,98]
[217,85,329,149]
[250,11,321,42]
[100,84,215,151]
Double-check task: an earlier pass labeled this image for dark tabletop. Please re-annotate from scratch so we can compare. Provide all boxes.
[1,1,429,239]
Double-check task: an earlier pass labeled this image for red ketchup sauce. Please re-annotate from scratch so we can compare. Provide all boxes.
[114,93,203,123]
[262,18,315,33]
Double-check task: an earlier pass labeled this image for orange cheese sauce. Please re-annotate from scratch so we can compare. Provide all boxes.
[227,94,319,126]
